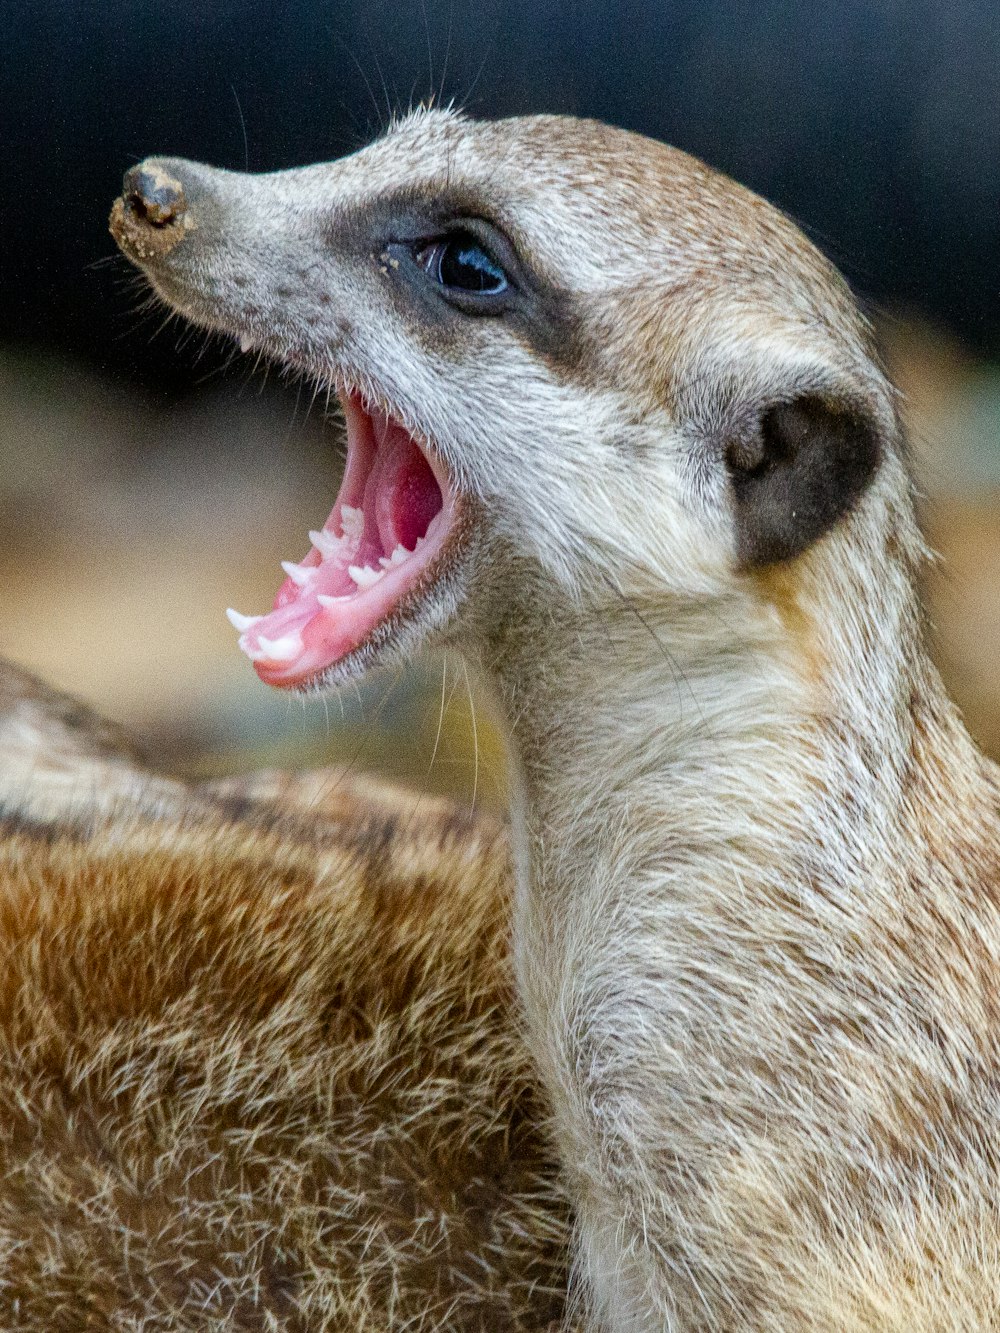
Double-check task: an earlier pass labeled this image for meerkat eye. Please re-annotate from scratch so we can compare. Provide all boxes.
[416,232,509,294]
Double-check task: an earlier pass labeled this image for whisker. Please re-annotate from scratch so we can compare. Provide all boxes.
[307,667,409,811]
[84,254,122,272]
[597,569,706,728]
[438,0,454,106]
[456,16,498,113]
[428,653,449,778]
[461,656,479,815]
[361,18,394,128]
[417,0,435,102]
[229,81,250,172]
[329,30,385,135]
[193,342,241,387]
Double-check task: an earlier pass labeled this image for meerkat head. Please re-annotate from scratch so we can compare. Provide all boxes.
[111,109,901,692]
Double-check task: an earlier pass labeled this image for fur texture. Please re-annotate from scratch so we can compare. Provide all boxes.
[104,109,1000,1329]
[0,662,570,1329]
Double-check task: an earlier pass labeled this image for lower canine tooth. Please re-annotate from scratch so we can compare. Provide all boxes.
[348,565,384,589]
[281,560,314,587]
[226,608,262,633]
[256,633,303,661]
[379,544,413,569]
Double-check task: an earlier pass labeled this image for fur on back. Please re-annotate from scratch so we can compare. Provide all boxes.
[0,662,569,1330]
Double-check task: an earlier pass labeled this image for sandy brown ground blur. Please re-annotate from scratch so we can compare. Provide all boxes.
[2,318,1000,806]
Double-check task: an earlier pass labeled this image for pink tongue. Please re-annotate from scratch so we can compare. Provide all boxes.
[368,418,443,554]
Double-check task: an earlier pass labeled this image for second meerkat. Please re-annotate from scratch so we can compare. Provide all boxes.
[112,112,1000,1329]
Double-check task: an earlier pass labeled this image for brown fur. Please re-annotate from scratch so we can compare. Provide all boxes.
[0,661,570,1330]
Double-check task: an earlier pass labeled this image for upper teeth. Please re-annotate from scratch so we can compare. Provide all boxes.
[239,334,254,354]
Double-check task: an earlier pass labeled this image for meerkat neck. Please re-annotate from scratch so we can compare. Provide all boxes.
[480,536,992,1327]
[481,531,976,1105]
[491,557,927,887]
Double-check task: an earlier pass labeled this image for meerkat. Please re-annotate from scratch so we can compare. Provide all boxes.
[104,107,1000,1331]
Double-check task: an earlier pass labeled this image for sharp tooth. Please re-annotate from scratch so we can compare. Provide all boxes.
[340,506,364,542]
[239,334,253,354]
[378,543,412,568]
[226,608,262,633]
[348,564,385,589]
[256,633,303,661]
[316,593,352,608]
[281,560,314,587]
[309,529,343,559]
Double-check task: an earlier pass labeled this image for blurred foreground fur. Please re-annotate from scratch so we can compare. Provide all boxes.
[0,660,569,1330]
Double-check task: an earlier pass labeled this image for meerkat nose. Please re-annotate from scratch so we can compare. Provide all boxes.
[122,163,188,227]
[110,157,203,263]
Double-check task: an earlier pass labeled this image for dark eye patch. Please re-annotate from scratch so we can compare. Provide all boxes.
[331,184,587,371]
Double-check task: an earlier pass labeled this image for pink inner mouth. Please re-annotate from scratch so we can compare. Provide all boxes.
[228,391,453,688]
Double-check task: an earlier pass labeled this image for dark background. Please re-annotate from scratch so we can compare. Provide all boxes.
[3,0,1000,800]
[4,0,1000,391]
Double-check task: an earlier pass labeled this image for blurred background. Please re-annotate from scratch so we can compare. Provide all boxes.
[2,0,1000,809]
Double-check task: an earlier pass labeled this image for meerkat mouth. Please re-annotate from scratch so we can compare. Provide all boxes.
[227,391,454,687]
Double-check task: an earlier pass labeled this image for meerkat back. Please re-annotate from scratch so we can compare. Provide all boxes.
[0,661,569,1330]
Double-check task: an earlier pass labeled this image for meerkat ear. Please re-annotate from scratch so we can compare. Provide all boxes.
[723,393,882,567]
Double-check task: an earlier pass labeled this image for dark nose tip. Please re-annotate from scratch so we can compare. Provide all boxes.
[110,158,197,264]
[122,163,187,226]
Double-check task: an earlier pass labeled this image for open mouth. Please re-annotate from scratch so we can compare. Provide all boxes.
[227,391,455,688]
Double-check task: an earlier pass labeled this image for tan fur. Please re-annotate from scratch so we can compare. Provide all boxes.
[0,662,569,1329]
